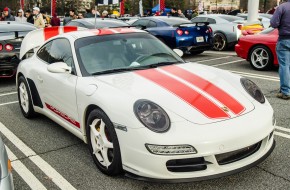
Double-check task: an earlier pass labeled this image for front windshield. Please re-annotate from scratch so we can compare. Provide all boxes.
[75,33,184,76]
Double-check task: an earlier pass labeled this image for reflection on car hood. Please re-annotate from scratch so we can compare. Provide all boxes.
[96,63,255,125]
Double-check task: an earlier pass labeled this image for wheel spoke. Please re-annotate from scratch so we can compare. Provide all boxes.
[99,120,106,138]
[101,147,111,168]
[90,119,101,137]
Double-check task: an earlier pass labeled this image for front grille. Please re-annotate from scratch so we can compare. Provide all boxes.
[166,157,211,172]
[216,141,262,165]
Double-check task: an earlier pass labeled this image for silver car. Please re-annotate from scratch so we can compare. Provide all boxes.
[192,15,244,51]
[237,13,272,28]
[0,136,14,190]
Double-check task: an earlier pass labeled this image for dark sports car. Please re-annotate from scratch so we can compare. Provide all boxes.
[0,21,36,78]
[130,16,213,54]
[65,18,129,29]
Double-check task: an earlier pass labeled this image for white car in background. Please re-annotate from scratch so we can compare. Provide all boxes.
[16,26,275,182]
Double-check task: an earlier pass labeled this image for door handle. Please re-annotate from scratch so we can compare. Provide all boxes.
[37,75,43,83]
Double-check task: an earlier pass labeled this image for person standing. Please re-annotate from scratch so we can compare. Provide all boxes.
[15,9,27,22]
[25,10,34,24]
[3,7,15,21]
[78,13,84,19]
[33,7,45,28]
[270,0,290,100]
[69,10,78,20]
[169,8,179,17]
[50,13,60,26]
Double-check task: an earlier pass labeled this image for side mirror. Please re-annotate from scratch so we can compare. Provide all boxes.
[173,49,184,57]
[47,62,72,74]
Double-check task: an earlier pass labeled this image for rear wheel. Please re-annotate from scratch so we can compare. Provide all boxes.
[17,76,36,118]
[213,33,227,51]
[249,45,273,71]
[86,109,123,176]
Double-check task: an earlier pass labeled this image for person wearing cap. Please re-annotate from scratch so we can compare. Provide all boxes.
[15,9,27,22]
[102,10,109,18]
[33,7,45,28]
[3,7,15,21]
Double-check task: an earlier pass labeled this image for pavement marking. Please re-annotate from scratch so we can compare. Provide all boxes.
[204,51,237,56]
[0,92,17,97]
[274,131,290,139]
[0,122,77,190]
[196,56,233,63]
[0,101,19,107]
[229,70,280,81]
[275,126,290,134]
[5,146,47,190]
[212,60,244,67]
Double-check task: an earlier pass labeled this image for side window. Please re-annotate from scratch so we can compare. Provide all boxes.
[192,17,208,23]
[131,19,149,27]
[37,41,53,63]
[147,21,157,28]
[49,39,74,68]
[207,18,216,24]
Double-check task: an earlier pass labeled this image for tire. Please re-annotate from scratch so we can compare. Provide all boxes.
[213,33,227,51]
[17,76,36,118]
[249,45,273,71]
[86,109,123,176]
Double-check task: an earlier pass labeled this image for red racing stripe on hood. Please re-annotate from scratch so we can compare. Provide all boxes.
[135,69,230,119]
[161,65,245,115]
[63,26,78,33]
[44,27,59,41]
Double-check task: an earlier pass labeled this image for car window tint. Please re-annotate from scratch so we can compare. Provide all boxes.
[218,15,243,22]
[131,19,149,27]
[66,21,79,27]
[207,18,216,24]
[147,20,157,28]
[192,17,207,23]
[37,41,53,63]
[49,39,74,67]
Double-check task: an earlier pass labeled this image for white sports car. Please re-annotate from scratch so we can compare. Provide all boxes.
[17,26,275,182]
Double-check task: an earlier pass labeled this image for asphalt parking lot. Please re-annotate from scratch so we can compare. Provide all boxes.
[0,50,290,190]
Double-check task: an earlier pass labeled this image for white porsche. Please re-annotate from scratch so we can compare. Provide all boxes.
[17,26,275,182]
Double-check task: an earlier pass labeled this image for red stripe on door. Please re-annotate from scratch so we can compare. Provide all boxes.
[161,65,245,115]
[45,103,80,128]
[63,26,78,33]
[44,27,60,41]
[135,69,230,119]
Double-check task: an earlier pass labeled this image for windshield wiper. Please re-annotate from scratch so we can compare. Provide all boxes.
[92,62,183,75]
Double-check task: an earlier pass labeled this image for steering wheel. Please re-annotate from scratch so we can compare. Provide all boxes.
[133,53,174,63]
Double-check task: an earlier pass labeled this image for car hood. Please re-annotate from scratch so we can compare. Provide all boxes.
[95,63,255,124]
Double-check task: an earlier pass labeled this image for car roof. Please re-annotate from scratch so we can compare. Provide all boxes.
[139,16,191,25]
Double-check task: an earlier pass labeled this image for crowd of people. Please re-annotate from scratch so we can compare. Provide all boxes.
[0,6,110,28]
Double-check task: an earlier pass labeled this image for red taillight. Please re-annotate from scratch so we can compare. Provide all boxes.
[0,43,3,51]
[206,27,213,34]
[5,44,14,51]
[176,29,183,36]
[237,24,243,30]
[184,30,189,35]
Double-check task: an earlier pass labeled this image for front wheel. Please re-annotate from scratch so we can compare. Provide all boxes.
[86,109,123,176]
[249,45,273,71]
[17,76,36,118]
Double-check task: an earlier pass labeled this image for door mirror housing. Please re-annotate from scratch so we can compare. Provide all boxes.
[173,49,184,57]
[47,62,72,74]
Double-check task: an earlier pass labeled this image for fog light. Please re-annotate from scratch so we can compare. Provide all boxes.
[145,144,197,155]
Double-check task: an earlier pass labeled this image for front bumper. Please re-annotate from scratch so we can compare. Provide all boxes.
[126,139,275,183]
[116,103,275,181]
[0,53,20,78]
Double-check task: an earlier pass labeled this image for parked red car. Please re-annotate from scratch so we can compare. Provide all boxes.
[235,28,278,70]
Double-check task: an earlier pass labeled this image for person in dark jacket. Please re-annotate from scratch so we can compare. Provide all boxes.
[63,13,72,25]
[25,10,34,24]
[270,0,290,100]
[169,7,179,17]
[3,7,15,21]
[51,13,60,26]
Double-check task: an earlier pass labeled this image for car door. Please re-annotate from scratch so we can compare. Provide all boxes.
[35,38,80,129]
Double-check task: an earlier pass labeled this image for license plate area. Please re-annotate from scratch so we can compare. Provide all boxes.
[196,36,204,43]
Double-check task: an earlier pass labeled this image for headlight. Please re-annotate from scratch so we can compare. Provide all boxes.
[240,78,265,104]
[134,100,170,133]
